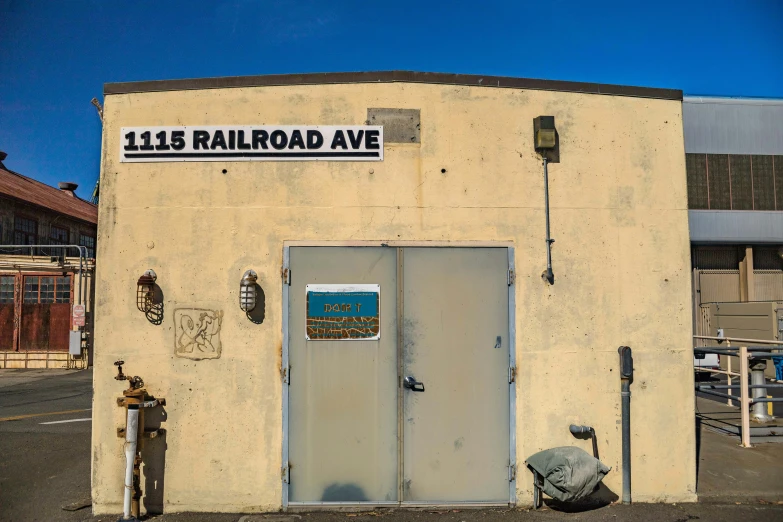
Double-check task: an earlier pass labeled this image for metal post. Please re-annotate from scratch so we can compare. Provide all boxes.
[739,346,752,448]
[542,157,554,284]
[727,341,733,406]
[618,346,633,504]
[621,379,631,503]
[750,359,774,423]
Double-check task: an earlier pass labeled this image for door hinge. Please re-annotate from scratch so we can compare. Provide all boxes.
[507,269,515,286]
[282,366,290,385]
[282,267,291,285]
[508,463,517,482]
[281,462,290,483]
[508,365,516,383]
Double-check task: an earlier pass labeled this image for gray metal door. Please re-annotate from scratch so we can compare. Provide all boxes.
[287,246,511,505]
[288,247,399,502]
[401,248,510,502]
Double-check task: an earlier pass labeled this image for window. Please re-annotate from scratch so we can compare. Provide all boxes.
[56,277,71,303]
[23,276,71,304]
[79,234,95,259]
[14,216,38,246]
[39,277,55,303]
[0,276,14,303]
[23,277,39,303]
[49,226,69,245]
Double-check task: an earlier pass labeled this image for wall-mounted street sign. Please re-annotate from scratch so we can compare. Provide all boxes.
[305,284,380,341]
[120,126,383,162]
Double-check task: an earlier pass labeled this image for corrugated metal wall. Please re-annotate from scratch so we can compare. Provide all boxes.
[683,97,783,155]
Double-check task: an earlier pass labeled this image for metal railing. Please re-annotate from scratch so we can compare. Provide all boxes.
[694,335,783,447]
[0,245,88,305]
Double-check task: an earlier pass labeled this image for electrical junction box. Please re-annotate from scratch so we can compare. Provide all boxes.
[69,330,82,356]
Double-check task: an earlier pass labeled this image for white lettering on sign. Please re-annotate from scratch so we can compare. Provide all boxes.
[72,304,86,327]
[120,126,384,162]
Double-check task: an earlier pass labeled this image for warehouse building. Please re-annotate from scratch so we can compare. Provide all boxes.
[0,153,96,368]
[92,71,696,514]
[685,97,783,346]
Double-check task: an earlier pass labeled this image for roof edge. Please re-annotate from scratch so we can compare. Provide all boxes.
[104,70,682,101]
[0,192,98,226]
[684,95,783,106]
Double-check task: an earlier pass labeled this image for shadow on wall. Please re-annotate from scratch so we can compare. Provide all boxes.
[321,483,369,502]
[142,403,167,515]
[145,284,165,325]
[246,283,265,324]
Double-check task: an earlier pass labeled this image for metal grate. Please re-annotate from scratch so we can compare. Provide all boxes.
[729,155,753,210]
[685,153,781,211]
[686,154,708,209]
[692,246,740,269]
[753,247,783,270]
[776,156,783,210]
[752,155,776,210]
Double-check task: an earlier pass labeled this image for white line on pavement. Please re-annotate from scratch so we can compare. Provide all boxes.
[39,418,92,425]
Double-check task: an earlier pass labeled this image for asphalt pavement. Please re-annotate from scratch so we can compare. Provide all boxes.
[0,368,93,521]
[2,369,783,522]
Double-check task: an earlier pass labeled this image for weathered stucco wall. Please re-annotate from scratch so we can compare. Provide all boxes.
[93,82,695,514]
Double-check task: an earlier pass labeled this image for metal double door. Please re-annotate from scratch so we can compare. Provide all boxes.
[286,246,512,505]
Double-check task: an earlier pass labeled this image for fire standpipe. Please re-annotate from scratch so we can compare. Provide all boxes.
[114,360,165,521]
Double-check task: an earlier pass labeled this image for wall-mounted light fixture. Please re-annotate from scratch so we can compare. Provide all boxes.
[239,270,258,313]
[534,116,557,285]
[533,116,557,151]
[136,269,157,313]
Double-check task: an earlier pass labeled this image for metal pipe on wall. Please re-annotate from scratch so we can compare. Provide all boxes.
[2,245,87,305]
[122,404,139,521]
[618,346,633,504]
[542,157,554,284]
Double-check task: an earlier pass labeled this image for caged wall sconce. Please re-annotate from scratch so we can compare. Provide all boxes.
[239,270,258,313]
[136,269,157,313]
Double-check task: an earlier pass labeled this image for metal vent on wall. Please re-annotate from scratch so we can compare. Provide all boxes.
[686,153,783,210]
[692,246,741,270]
[366,108,420,144]
[753,247,783,270]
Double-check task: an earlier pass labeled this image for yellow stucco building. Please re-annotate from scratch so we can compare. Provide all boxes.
[92,71,696,515]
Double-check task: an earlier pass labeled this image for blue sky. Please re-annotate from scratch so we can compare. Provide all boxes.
[1,0,782,199]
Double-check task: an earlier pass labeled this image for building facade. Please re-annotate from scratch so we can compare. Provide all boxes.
[92,72,696,514]
[0,155,97,368]
[684,97,783,340]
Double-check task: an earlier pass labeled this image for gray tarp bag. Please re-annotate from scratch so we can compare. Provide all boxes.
[525,446,611,502]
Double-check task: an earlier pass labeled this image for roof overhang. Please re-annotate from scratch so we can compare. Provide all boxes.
[104,70,682,101]
[689,210,783,244]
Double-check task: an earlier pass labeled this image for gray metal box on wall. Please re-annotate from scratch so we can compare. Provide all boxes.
[367,108,420,143]
[69,330,82,355]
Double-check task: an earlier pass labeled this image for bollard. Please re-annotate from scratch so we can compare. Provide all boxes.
[750,359,774,423]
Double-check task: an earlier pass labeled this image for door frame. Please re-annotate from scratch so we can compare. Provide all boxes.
[281,241,516,509]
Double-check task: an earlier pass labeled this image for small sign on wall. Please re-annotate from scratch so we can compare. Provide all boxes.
[72,304,86,327]
[306,284,380,341]
[120,126,383,163]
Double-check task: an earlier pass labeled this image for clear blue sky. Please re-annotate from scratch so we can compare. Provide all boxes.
[1,0,782,199]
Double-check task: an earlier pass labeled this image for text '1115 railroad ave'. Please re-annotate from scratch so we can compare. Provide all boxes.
[120,125,384,162]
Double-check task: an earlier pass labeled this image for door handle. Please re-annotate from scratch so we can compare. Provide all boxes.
[403,376,425,392]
